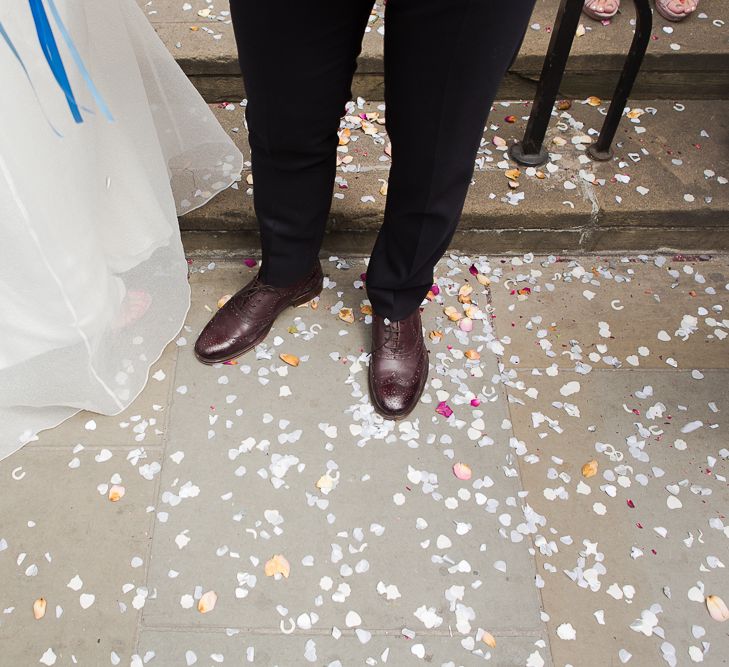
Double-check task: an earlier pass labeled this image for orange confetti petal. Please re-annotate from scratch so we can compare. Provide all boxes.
[338,308,354,324]
[476,273,491,287]
[33,597,47,620]
[581,460,598,478]
[707,595,729,622]
[265,554,291,578]
[197,590,217,613]
[458,284,473,303]
[279,353,300,367]
[444,306,462,322]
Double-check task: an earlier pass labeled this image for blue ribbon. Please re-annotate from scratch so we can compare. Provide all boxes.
[28,0,83,123]
[44,0,114,123]
[0,20,62,136]
[5,0,115,127]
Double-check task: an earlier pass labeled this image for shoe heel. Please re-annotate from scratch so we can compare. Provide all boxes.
[291,277,323,307]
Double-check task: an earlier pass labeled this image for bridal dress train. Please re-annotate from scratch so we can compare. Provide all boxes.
[0,0,243,460]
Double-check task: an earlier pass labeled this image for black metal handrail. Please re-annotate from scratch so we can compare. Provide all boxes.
[508,0,652,166]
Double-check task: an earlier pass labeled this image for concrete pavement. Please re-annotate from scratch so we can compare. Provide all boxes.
[136,0,729,101]
[181,98,729,255]
[1,252,728,666]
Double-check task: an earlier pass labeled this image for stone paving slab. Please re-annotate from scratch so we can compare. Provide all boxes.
[137,629,552,665]
[503,368,729,666]
[0,444,162,666]
[579,100,729,229]
[137,0,729,100]
[488,254,729,370]
[181,99,729,254]
[140,260,546,654]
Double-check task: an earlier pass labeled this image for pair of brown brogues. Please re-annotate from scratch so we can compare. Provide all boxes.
[193,260,429,420]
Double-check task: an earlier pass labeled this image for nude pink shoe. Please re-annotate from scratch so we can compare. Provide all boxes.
[655,0,698,21]
[112,290,152,329]
[583,0,620,20]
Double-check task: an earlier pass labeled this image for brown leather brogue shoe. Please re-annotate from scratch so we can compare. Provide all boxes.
[368,307,429,420]
[194,261,324,365]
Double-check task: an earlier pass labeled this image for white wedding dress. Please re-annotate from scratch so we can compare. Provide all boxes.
[0,0,242,460]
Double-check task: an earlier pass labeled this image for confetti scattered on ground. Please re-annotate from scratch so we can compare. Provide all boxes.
[1,0,725,663]
[2,252,727,665]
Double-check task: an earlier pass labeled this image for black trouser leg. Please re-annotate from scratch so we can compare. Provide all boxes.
[229,0,374,286]
[365,0,536,320]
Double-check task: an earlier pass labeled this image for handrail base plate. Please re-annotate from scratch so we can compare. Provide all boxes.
[587,145,613,162]
[508,142,549,167]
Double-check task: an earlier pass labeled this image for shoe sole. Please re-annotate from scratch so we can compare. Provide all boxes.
[367,348,429,421]
[194,277,324,366]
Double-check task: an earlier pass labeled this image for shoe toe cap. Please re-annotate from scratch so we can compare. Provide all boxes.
[373,377,421,417]
[378,385,410,414]
[194,323,235,362]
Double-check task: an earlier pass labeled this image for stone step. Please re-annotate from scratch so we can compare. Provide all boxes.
[180,98,729,256]
[139,0,729,101]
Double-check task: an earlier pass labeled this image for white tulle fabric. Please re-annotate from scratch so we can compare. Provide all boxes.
[0,0,242,460]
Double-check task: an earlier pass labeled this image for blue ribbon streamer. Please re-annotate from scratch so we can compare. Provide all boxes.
[0,20,62,136]
[44,0,114,123]
[28,0,82,123]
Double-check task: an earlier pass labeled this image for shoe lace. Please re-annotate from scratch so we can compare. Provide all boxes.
[231,274,275,311]
[375,318,402,353]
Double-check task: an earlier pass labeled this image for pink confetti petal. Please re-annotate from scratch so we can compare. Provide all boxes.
[436,401,453,418]
[458,317,473,332]
[453,462,472,481]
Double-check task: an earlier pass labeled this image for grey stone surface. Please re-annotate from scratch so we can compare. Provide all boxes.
[2,253,729,666]
[137,0,729,100]
[488,254,729,370]
[180,99,729,254]
[504,369,729,667]
[137,629,552,666]
[0,445,161,665]
[141,262,545,641]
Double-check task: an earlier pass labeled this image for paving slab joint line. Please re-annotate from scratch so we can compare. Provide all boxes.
[489,306,557,667]
[509,71,540,90]
[139,624,548,638]
[183,236,726,261]
[183,250,729,259]
[512,366,728,373]
[580,178,601,227]
[25,444,167,451]
[131,340,183,655]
